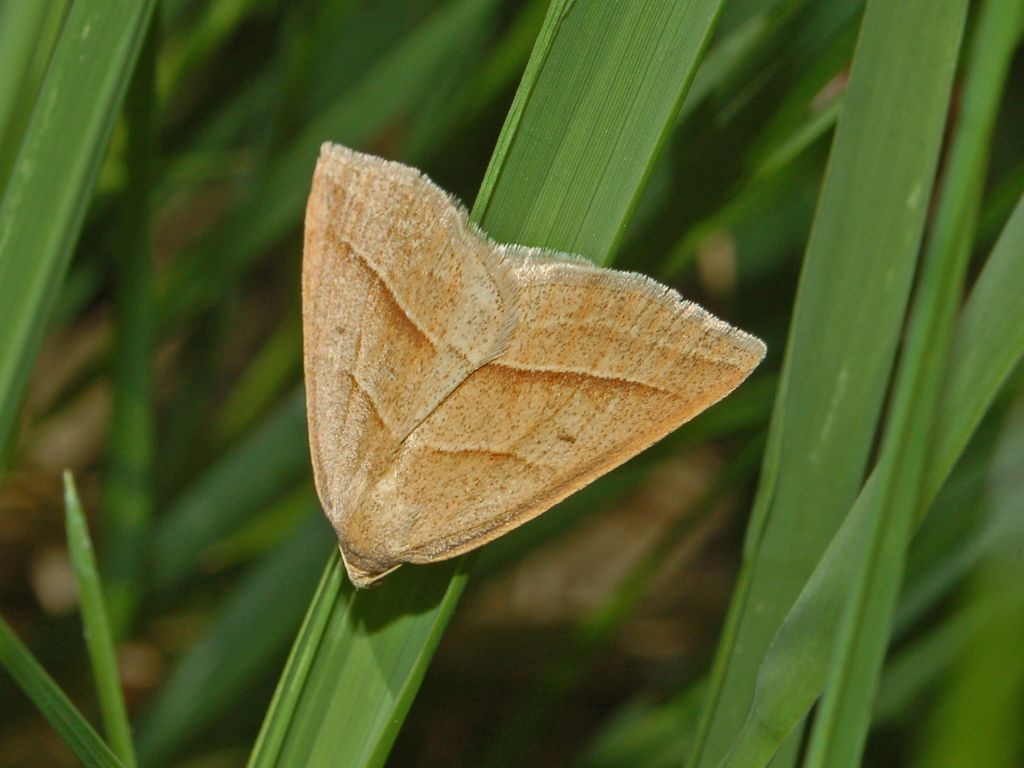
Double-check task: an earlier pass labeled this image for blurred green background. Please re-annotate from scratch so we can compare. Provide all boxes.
[0,0,1022,766]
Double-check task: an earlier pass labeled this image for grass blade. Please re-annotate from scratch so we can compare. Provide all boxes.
[0,616,123,768]
[0,0,157,462]
[0,0,69,190]
[103,19,157,636]
[249,1,734,765]
[688,0,976,762]
[477,0,726,263]
[716,188,1024,768]
[804,3,1011,762]
[245,549,346,768]
[64,472,137,768]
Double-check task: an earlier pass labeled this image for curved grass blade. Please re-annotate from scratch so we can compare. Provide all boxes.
[0,616,123,768]
[64,473,136,768]
[0,0,157,464]
[249,1,734,765]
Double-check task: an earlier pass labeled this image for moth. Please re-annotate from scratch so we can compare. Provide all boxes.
[302,143,765,587]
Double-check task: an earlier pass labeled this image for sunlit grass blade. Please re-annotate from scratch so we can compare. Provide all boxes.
[249,1,733,765]
[687,0,976,762]
[64,472,136,768]
[0,0,157,462]
[477,0,727,263]
[0,615,124,768]
[103,21,157,637]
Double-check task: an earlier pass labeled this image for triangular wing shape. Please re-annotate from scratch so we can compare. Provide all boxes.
[302,144,517,574]
[339,249,765,585]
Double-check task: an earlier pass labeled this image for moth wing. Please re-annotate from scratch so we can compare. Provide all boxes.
[348,254,765,583]
[302,144,516,566]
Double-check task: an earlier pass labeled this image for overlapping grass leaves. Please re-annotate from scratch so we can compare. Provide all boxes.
[688,1,978,763]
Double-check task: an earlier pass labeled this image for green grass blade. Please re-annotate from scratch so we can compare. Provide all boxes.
[804,2,1007,763]
[0,0,69,190]
[0,0,157,462]
[721,1,1018,761]
[716,190,1024,768]
[925,204,1024,522]
[258,561,469,768]
[688,0,976,763]
[136,514,331,767]
[250,2,733,765]
[0,615,124,768]
[477,0,726,263]
[103,20,158,636]
[245,550,346,768]
[64,472,137,768]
